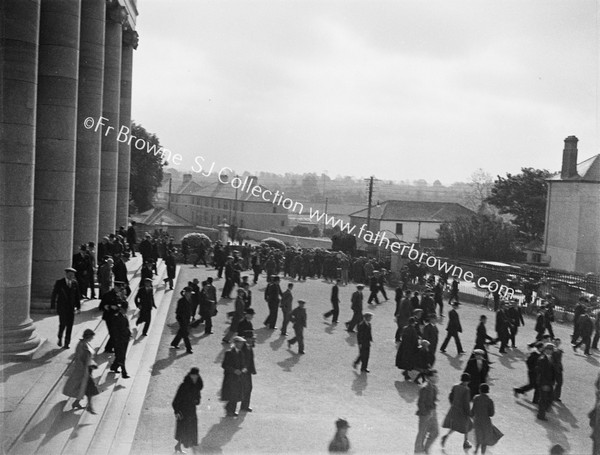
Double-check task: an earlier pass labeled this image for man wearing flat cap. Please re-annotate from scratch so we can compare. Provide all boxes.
[221,336,248,417]
[328,418,350,452]
[51,268,82,349]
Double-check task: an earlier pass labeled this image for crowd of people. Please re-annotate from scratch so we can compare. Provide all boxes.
[52,224,600,454]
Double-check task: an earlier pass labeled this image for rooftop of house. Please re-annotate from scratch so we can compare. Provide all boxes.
[349,200,474,222]
[548,154,600,182]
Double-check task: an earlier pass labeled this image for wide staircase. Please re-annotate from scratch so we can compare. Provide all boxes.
[5,258,179,455]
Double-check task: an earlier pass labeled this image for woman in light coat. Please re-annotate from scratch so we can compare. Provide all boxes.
[62,329,99,413]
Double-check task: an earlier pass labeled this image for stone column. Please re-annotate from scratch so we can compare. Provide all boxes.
[0,0,43,356]
[31,0,81,308]
[73,0,106,249]
[98,1,124,239]
[116,29,138,229]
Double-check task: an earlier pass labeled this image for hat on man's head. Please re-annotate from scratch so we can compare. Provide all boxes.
[189,367,200,376]
[114,280,125,286]
[335,418,350,429]
[245,308,256,315]
[65,267,76,273]
[182,286,193,293]
[82,329,95,339]
[144,278,153,283]
[207,277,213,282]
[364,312,373,317]
[232,336,246,343]
[460,372,471,382]
[298,299,306,305]
[473,349,485,356]
[357,284,365,289]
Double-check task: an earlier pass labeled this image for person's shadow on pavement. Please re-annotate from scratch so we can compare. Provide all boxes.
[197,414,246,453]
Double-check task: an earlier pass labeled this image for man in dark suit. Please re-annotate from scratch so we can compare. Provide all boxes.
[171,287,194,354]
[507,300,525,348]
[367,273,380,305]
[353,312,373,372]
[287,299,307,354]
[324,279,341,324]
[221,336,248,417]
[422,315,439,362]
[494,303,511,353]
[395,289,412,342]
[263,275,282,329]
[126,221,137,257]
[134,278,156,337]
[514,341,543,399]
[51,268,81,349]
[72,245,92,299]
[574,312,594,355]
[138,233,153,263]
[345,285,364,332]
[439,302,465,354]
[536,343,556,421]
[100,280,128,353]
[109,307,131,378]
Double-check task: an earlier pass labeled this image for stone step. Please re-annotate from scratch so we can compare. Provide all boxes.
[6,259,171,455]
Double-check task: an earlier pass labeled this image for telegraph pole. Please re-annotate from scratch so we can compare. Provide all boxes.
[365,176,374,232]
[323,197,328,232]
[167,176,172,211]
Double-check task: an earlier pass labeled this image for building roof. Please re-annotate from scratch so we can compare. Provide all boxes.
[189,180,277,204]
[548,154,600,182]
[130,208,194,227]
[175,180,203,195]
[349,200,474,222]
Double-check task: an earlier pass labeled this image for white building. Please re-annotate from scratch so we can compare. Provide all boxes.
[349,200,474,248]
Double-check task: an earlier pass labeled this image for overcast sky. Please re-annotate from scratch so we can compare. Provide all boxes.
[132,0,599,184]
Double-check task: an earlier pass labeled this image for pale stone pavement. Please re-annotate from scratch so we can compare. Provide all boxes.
[131,265,598,455]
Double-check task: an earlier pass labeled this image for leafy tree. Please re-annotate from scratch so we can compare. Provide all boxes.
[462,168,493,211]
[129,122,165,213]
[485,168,551,241]
[437,213,519,261]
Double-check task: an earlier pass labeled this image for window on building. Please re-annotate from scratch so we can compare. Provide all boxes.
[281,220,285,227]
[240,219,244,228]
[240,203,244,212]
[395,223,403,235]
[273,206,277,213]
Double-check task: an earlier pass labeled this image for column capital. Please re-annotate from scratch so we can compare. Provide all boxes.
[106,0,127,24]
[123,28,139,49]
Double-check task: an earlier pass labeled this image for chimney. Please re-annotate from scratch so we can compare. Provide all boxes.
[561,136,579,179]
[182,173,192,184]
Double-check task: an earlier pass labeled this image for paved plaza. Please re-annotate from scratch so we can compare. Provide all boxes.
[2,261,597,455]
[131,265,598,455]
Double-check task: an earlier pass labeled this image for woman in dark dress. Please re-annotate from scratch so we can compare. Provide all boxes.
[471,383,502,454]
[395,317,420,380]
[172,367,204,453]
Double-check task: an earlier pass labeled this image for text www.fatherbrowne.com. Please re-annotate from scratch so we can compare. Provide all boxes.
[83,114,515,298]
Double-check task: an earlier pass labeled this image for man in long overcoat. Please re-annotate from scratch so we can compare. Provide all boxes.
[353,312,373,372]
[221,337,248,417]
[51,268,81,349]
[395,289,412,342]
[263,275,282,329]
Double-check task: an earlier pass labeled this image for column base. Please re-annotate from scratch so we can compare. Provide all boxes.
[0,319,44,360]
